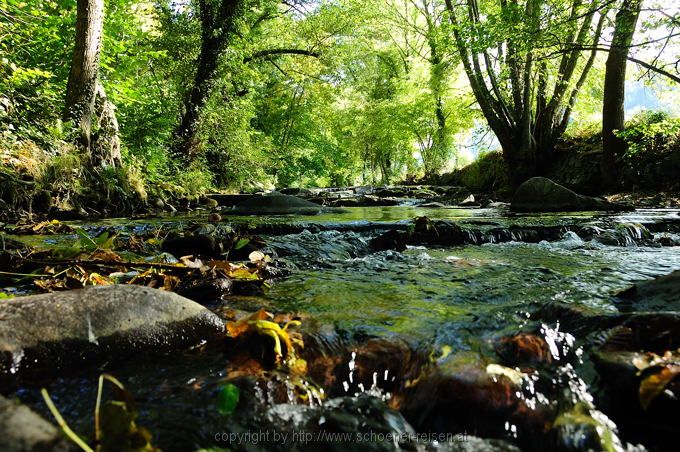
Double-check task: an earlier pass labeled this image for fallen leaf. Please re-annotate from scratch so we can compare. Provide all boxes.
[639,364,680,410]
[217,384,240,416]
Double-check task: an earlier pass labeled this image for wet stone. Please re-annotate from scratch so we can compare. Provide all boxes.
[0,285,225,381]
[397,352,553,448]
[177,277,233,303]
[614,269,680,312]
[162,233,222,258]
[495,333,553,367]
[511,177,630,212]
[0,395,72,452]
[231,193,345,215]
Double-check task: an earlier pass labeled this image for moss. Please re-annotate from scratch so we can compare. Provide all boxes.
[441,151,511,196]
[0,136,212,218]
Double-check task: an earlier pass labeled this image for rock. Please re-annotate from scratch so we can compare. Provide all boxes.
[412,218,467,246]
[550,404,627,452]
[592,316,680,446]
[231,194,343,215]
[162,233,221,258]
[354,186,374,195]
[459,194,478,206]
[0,285,225,379]
[487,201,510,208]
[413,189,438,198]
[614,270,680,312]
[374,187,408,198]
[201,196,218,208]
[370,229,409,252]
[278,187,312,196]
[154,197,165,208]
[177,277,233,302]
[262,396,417,451]
[330,195,399,207]
[495,333,553,367]
[419,202,446,208]
[305,338,428,397]
[0,395,72,451]
[321,190,355,199]
[397,352,553,446]
[48,208,87,221]
[511,177,630,212]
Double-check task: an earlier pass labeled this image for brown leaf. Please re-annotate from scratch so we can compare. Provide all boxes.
[639,364,680,410]
[89,249,123,263]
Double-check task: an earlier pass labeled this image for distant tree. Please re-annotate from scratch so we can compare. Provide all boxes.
[443,0,607,185]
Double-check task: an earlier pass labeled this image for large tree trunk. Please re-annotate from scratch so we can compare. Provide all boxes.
[601,0,642,190]
[64,0,104,152]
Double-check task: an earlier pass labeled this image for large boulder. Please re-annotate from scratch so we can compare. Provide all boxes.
[0,395,72,451]
[511,177,629,212]
[615,269,680,312]
[231,193,345,215]
[0,285,225,379]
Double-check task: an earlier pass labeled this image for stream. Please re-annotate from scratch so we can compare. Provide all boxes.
[3,205,680,451]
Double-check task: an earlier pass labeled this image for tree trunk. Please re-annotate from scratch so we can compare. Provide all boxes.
[64,0,104,152]
[601,0,642,190]
[171,0,242,161]
[91,82,122,167]
[172,37,223,160]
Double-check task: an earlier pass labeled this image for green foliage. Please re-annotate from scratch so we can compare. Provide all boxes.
[455,151,510,193]
[619,111,680,158]
[217,383,240,416]
[174,161,215,199]
[1,0,677,200]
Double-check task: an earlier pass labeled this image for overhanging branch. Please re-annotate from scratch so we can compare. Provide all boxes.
[244,48,320,63]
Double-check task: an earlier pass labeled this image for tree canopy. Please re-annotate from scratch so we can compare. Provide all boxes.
[1,0,678,192]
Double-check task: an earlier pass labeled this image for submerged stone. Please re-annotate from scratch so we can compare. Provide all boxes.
[397,352,553,447]
[0,395,71,451]
[495,333,553,367]
[0,285,225,379]
[511,177,630,212]
[162,233,222,258]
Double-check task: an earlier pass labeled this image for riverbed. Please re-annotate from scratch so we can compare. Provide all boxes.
[3,205,680,451]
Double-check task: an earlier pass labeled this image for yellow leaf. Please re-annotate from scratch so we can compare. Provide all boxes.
[639,365,680,410]
[486,363,526,385]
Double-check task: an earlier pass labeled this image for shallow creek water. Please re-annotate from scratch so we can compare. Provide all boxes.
[5,206,680,451]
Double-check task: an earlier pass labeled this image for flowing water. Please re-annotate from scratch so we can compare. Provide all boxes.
[4,206,680,451]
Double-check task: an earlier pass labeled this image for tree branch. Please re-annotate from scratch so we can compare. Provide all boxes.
[555,45,680,84]
[244,48,320,63]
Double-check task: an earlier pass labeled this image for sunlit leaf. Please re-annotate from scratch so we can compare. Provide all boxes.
[639,364,680,410]
[217,383,240,416]
[234,238,250,250]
